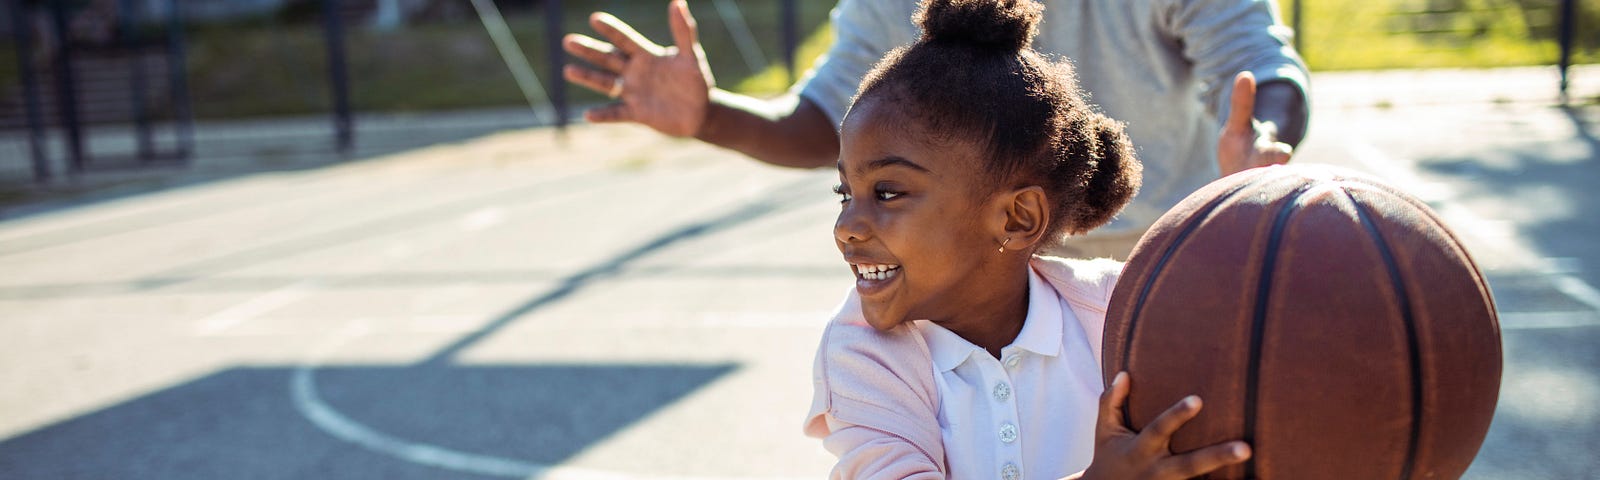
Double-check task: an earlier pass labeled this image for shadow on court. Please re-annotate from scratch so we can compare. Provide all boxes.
[0,171,818,479]
[1469,327,1600,479]
[1391,104,1600,479]
[1413,105,1600,288]
[0,363,736,479]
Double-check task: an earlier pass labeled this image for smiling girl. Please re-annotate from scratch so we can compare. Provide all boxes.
[803,0,1251,478]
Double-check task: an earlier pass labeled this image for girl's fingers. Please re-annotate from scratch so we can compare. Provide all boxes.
[563,65,618,96]
[1097,372,1131,432]
[563,34,626,73]
[1137,395,1202,452]
[1154,441,1251,479]
[589,11,659,57]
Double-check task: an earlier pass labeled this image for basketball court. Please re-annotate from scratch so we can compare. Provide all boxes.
[1,68,1597,478]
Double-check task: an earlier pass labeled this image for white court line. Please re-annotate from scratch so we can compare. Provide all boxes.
[1499,312,1600,330]
[1552,274,1600,313]
[193,280,319,335]
[1348,140,1600,329]
[290,318,813,480]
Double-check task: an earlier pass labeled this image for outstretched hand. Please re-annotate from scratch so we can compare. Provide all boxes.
[1074,372,1251,480]
[1217,71,1294,177]
[562,0,714,137]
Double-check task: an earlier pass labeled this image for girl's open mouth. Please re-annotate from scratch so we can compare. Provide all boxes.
[851,262,902,296]
[853,263,901,281]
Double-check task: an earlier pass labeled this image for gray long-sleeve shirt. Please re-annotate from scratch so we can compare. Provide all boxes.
[795,0,1310,238]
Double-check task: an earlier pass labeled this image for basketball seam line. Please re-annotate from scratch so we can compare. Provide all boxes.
[1243,182,1314,480]
[1346,188,1424,480]
[1119,173,1274,430]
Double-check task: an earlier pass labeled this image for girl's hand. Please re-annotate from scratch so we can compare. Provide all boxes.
[1077,372,1251,480]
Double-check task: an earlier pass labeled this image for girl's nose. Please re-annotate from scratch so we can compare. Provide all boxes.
[834,206,870,244]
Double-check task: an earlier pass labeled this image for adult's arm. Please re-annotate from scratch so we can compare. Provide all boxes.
[1164,0,1311,174]
[694,90,838,168]
[1166,0,1311,143]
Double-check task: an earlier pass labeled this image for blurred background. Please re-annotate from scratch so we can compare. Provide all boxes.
[1,0,1598,478]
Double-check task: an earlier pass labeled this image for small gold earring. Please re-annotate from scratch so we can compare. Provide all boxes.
[998,237,1011,252]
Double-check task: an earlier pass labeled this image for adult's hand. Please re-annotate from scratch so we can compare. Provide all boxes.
[1216,72,1295,177]
[562,0,713,137]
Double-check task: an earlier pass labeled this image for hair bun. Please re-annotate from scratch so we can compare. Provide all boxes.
[917,0,1043,52]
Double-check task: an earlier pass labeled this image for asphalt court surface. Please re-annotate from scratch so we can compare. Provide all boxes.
[2,69,1599,478]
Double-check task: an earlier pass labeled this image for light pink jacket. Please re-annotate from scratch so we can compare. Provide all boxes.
[804,256,1123,479]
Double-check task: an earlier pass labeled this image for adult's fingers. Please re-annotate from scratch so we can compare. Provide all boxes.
[564,65,619,96]
[590,11,659,57]
[585,102,634,124]
[1137,395,1202,453]
[1155,441,1251,479]
[1224,72,1257,135]
[1257,141,1293,167]
[1097,372,1132,433]
[563,34,626,73]
[667,0,700,53]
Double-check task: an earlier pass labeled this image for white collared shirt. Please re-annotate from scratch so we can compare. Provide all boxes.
[917,269,1105,480]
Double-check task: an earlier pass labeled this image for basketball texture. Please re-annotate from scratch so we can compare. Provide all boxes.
[1103,164,1501,479]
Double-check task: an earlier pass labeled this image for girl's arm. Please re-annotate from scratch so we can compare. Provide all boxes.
[1067,372,1252,480]
[821,418,944,480]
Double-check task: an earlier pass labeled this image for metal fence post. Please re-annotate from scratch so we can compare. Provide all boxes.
[49,0,86,174]
[324,0,353,154]
[545,0,568,129]
[781,0,797,83]
[8,0,49,182]
[167,0,194,161]
[1558,0,1576,103]
[120,0,154,162]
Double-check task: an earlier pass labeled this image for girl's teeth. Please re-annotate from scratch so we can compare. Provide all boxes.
[859,266,899,281]
[853,264,900,281]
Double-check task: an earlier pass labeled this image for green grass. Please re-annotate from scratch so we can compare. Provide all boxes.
[1282,0,1600,70]
[732,21,835,94]
[731,0,1600,78]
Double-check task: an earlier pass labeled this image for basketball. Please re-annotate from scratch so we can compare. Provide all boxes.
[1102,164,1502,479]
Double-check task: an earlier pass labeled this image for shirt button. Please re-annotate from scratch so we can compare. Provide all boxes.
[999,422,1018,444]
[993,382,1012,402]
[1003,354,1021,368]
[1001,463,1021,480]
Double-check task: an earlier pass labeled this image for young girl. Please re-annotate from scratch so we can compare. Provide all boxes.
[804,0,1252,478]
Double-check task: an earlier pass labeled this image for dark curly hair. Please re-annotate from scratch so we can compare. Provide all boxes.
[851,0,1142,240]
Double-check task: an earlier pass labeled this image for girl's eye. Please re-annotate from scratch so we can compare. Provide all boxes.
[876,190,902,201]
[832,185,852,204]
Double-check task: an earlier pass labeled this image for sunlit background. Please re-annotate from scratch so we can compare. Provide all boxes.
[2,0,1597,478]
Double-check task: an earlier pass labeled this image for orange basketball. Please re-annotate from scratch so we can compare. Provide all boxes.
[1103,164,1501,479]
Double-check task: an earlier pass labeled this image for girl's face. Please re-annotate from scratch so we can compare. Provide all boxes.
[835,97,1009,331]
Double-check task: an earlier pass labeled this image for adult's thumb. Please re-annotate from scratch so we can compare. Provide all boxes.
[1225,71,1257,133]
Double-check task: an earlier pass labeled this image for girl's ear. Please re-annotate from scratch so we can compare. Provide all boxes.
[990,185,1049,252]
